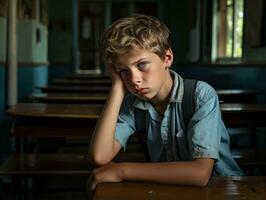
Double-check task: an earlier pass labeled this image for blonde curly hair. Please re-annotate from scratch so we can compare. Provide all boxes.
[102,14,171,65]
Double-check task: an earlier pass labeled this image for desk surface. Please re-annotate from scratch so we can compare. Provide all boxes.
[7,103,266,138]
[94,176,266,200]
[37,85,110,93]
[65,74,110,80]
[217,89,260,103]
[52,79,111,85]
[30,89,260,103]
[8,103,266,118]
[216,89,259,95]
[28,93,108,103]
[0,153,92,175]
[36,87,260,102]
[7,103,103,119]
[7,103,102,137]
[220,103,266,113]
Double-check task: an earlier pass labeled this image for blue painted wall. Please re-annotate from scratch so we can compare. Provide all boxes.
[18,65,48,99]
[0,64,48,163]
[0,15,49,163]
[48,64,72,83]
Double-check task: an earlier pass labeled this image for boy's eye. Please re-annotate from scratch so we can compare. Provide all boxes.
[119,70,129,78]
[138,62,149,70]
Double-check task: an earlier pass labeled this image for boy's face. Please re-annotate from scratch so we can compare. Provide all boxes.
[114,48,173,102]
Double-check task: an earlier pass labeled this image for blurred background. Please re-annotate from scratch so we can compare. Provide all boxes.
[0,0,266,199]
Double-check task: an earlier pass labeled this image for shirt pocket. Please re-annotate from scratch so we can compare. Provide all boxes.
[176,129,190,160]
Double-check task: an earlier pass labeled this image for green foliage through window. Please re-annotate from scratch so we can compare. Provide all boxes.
[213,0,244,60]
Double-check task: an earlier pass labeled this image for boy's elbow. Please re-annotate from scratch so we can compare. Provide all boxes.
[194,169,212,187]
[89,151,110,166]
[196,175,210,187]
[192,158,213,187]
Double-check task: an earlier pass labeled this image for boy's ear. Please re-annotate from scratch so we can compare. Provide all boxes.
[164,48,173,68]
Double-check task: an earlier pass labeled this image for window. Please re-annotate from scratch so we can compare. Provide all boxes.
[213,0,244,61]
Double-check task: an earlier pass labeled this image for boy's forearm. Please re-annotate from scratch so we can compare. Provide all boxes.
[119,159,214,187]
[89,84,124,165]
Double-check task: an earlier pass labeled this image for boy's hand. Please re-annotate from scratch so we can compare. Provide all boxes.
[107,64,127,94]
[87,162,123,193]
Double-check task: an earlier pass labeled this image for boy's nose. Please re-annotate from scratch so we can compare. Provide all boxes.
[130,69,142,85]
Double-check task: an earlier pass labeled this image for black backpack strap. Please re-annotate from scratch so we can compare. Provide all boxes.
[135,108,150,162]
[182,79,197,129]
[135,108,147,133]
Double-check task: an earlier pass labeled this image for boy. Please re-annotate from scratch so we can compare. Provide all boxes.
[88,14,243,191]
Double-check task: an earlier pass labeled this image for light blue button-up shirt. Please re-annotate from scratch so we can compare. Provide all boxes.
[115,70,243,176]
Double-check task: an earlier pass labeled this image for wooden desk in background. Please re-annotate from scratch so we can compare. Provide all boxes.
[6,103,266,171]
[93,176,266,200]
[220,103,266,127]
[35,87,260,103]
[217,89,260,103]
[49,81,259,102]
[52,78,112,86]
[8,103,266,139]
[7,103,103,138]
[49,81,259,101]
[36,85,110,93]
[65,74,110,80]
[27,90,260,105]
[27,93,108,104]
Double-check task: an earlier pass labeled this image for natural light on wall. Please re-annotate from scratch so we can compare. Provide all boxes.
[212,0,244,61]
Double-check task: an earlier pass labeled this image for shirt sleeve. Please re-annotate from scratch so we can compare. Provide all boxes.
[115,94,136,150]
[187,81,222,160]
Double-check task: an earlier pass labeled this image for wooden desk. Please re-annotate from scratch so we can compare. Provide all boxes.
[94,176,266,200]
[7,103,103,138]
[217,89,259,103]
[220,103,266,127]
[0,153,92,175]
[7,103,266,138]
[36,87,260,102]
[27,91,260,105]
[52,79,111,86]
[27,93,107,104]
[6,103,266,170]
[65,74,110,80]
[36,85,110,93]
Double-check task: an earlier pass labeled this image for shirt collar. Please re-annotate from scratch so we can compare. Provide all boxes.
[133,70,184,110]
[169,70,184,103]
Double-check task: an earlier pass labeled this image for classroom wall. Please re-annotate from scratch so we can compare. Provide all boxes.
[17,20,48,63]
[163,0,189,65]
[18,66,48,100]
[48,0,73,81]
[0,15,49,163]
[16,18,49,97]
[0,65,48,164]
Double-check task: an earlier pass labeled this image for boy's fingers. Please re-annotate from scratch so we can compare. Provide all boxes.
[86,174,95,192]
[86,173,100,195]
[86,175,92,192]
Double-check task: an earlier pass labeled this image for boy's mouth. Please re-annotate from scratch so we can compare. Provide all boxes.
[135,88,149,95]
